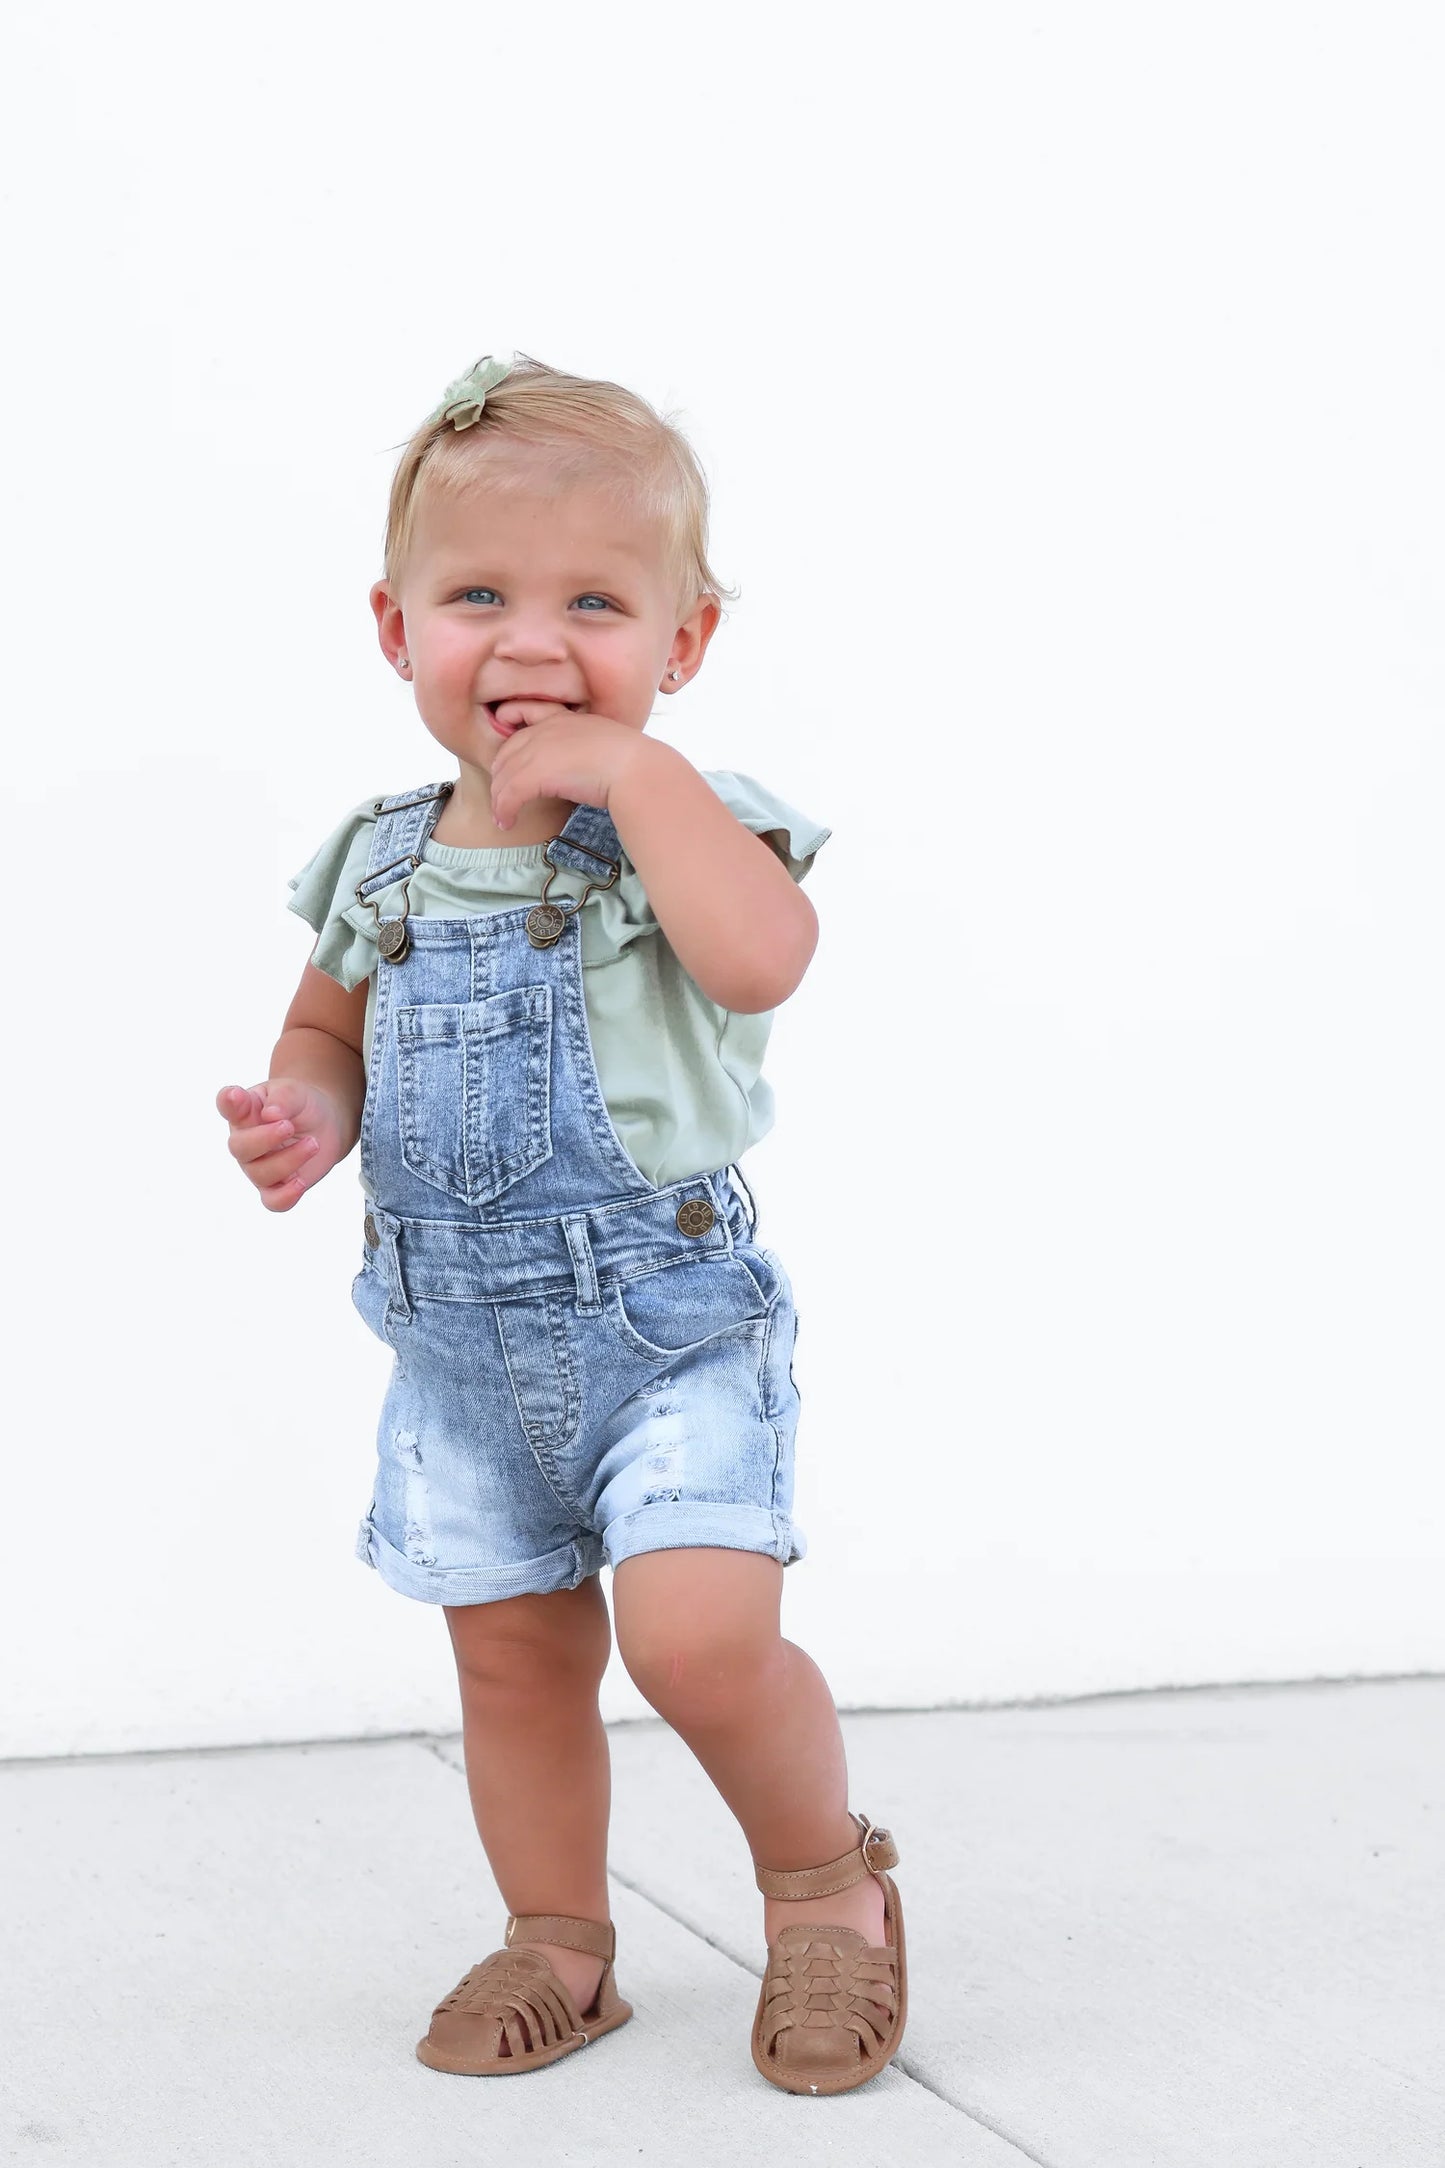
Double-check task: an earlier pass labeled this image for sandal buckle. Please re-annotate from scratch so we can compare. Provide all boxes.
[859,1815,891,1871]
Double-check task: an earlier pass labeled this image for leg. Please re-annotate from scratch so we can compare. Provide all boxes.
[443,1573,613,2031]
[610,1548,886,1949]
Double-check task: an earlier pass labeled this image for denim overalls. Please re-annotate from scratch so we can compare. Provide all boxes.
[347,781,805,1605]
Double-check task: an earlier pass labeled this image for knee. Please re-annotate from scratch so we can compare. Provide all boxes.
[617,1609,783,1727]
[446,1580,611,1702]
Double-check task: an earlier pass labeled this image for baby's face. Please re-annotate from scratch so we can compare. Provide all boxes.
[372,466,713,780]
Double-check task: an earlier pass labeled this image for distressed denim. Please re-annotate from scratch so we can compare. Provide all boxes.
[347,784,805,1604]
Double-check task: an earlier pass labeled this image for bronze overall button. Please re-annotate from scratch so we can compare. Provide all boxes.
[676,1198,715,1238]
[363,1212,379,1248]
[525,901,568,949]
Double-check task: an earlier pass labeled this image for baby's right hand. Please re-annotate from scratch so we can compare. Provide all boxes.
[215,1080,347,1211]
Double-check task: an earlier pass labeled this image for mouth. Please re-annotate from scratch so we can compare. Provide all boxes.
[485,697,584,737]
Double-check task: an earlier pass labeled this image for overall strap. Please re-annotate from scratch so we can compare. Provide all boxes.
[355,781,456,905]
[546,800,624,883]
[356,787,621,903]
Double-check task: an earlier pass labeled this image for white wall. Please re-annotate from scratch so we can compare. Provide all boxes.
[4,3,1441,1756]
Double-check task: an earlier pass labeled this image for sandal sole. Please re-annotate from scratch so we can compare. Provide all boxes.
[416,1997,633,2075]
[750,1870,907,2096]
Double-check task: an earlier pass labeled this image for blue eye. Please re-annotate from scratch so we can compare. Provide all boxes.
[461,588,500,605]
[574,594,613,611]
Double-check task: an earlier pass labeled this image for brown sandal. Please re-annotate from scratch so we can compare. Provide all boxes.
[415,1912,633,2076]
[751,1811,906,2095]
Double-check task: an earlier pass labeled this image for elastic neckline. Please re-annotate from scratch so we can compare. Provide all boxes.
[420,838,555,868]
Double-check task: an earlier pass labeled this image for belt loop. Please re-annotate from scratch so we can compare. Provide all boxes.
[727,1160,759,1241]
[563,1214,602,1314]
[374,1209,412,1323]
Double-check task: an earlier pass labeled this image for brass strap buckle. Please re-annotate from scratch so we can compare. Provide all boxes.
[355,785,455,965]
[354,852,422,963]
[369,784,455,818]
[525,835,622,949]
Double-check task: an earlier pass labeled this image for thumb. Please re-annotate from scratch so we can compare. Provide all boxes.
[216,1084,259,1123]
[256,1078,303,1121]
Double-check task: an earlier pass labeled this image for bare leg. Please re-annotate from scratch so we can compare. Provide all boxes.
[443,1575,613,2037]
[610,1549,886,1949]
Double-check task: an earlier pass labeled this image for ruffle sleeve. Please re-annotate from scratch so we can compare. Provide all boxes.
[597,768,831,959]
[700,769,832,883]
[286,795,384,992]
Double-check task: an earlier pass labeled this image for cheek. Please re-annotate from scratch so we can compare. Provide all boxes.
[426,625,486,679]
[591,633,665,697]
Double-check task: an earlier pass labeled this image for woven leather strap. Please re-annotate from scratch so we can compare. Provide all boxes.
[504,1912,616,1960]
[754,1815,900,1900]
[436,1946,580,2058]
[758,1929,899,2064]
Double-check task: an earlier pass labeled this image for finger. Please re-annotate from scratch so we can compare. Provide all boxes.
[490,767,527,831]
[217,1084,263,1124]
[220,1081,301,1129]
[255,1143,317,1189]
[232,1121,319,1170]
[254,1079,305,1122]
[257,1164,314,1212]
[493,697,575,729]
[251,1146,322,1205]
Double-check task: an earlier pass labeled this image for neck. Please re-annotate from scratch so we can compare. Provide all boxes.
[431,775,578,849]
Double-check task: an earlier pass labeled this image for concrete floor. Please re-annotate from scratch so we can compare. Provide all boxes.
[3,1678,1441,2166]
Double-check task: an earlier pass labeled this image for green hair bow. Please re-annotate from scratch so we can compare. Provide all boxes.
[425,354,513,431]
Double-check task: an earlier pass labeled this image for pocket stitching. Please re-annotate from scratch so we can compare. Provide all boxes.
[395,987,554,1206]
[606,1254,772,1363]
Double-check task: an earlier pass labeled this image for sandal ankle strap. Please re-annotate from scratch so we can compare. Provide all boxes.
[754,1812,899,1900]
[504,1912,616,1961]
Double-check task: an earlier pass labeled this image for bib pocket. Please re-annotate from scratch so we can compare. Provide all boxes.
[604,1250,776,1365]
[395,986,554,1207]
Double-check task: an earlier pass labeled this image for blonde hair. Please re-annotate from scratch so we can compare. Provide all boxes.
[381,352,737,619]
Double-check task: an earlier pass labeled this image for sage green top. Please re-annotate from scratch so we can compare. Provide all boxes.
[286,769,831,1191]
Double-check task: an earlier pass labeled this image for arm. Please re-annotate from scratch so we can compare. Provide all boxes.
[270,959,369,1159]
[218,958,370,1211]
[607,740,819,1013]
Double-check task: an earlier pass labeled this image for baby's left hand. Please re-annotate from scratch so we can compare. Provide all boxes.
[488,703,652,829]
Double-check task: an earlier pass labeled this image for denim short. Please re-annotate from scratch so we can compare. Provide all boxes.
[349,1170,805,1604]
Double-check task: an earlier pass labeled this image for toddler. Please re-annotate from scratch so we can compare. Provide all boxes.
[216,354,906,2095]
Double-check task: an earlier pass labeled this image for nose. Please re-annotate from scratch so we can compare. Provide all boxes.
[493,612,568,664]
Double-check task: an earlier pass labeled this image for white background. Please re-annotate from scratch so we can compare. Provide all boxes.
[4,3,1441,1755]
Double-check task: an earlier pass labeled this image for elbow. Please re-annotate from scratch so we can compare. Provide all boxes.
[719,910,820,1014]
[728,985,790,1016]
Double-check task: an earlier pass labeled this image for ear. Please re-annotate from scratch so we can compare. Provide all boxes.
[661,594,723,690]
[370,580,407,669]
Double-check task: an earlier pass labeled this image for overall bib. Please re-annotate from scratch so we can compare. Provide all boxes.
[347,782,805,1604]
